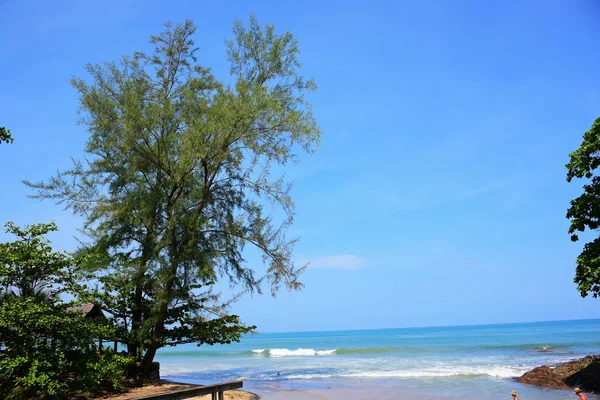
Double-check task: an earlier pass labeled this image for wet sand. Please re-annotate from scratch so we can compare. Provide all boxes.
[241,378,600,400]
[119,376,600,400]
[252,387,431,400]
[259,391,327,400]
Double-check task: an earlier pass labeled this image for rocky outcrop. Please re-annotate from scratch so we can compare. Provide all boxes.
[517,355,600,393]
[518,365,568,389]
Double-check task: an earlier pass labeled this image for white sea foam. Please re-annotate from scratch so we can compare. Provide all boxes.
[285,374,336,379]
[159,363,534,379]
[253,348,337,357]
[342,365,530,379]
[281,366,529,380]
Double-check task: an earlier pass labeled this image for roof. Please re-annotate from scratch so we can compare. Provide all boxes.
[66,302,107,320]
[66,303,96,314]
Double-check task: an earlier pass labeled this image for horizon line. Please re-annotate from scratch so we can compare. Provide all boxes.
[255,317,600,335]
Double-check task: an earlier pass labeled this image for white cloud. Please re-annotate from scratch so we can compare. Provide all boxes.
[301,254,368,270]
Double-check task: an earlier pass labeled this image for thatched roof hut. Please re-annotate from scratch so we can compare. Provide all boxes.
[66,302,107,321]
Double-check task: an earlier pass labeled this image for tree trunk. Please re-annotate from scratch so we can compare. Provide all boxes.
[139,213,177,379]
[128,230,155,378]
[141,342,159,378]
[129,283,143,359]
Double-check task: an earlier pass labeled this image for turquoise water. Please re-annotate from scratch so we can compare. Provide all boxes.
[157,319,600,399]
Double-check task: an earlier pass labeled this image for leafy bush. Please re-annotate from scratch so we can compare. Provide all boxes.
[0,297,130,399]
[0,222,130,399]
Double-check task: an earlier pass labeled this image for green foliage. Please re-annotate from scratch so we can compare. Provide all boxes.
[0,223,130,399]
[89,272,252,350]
[0,298,128,399]
[566,117,600,297]
[26,17,321,376]
[0,222,71,299]
[0,127,13,144]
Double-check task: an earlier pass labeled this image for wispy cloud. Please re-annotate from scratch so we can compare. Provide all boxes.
[455,176,524,201]
[301,254,368,270]
[372,175,525,210]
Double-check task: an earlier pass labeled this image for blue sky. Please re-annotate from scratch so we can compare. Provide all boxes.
[1,0,600,332]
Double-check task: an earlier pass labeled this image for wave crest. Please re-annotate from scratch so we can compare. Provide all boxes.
[252,348,336,357]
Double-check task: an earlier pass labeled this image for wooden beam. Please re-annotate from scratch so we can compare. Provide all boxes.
[130,381,243,400]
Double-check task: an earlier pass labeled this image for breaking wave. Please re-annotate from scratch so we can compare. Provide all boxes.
[247,344,569,357]
[161,364,531,380]
[159,343,573,358]
[252,348,336,357]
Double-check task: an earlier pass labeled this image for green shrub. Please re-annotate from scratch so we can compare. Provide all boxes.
[0,222,131,398]
[0,297,130,399]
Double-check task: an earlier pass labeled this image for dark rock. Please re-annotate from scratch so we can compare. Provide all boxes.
[565,358,600,393]
[517,355,600,393]
[518,365,568,389]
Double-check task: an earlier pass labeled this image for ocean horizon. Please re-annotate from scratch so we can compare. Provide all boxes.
[157,318,600,399]
[252,317,600,335]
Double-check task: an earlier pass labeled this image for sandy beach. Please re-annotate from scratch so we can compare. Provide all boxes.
[193,391,258,400]
[242,380,600,400]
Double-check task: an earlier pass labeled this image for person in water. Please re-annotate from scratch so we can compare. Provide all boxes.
[510,390,519,400]
[574,388,588,400]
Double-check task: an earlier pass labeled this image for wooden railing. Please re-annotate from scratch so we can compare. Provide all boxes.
[130,380,244,400]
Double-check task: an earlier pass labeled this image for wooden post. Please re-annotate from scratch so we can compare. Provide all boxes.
[99,337,103,353]
[114,340,118,352]
[211,393,217,400]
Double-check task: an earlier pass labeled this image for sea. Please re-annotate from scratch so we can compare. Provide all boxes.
[156,319,600,399]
